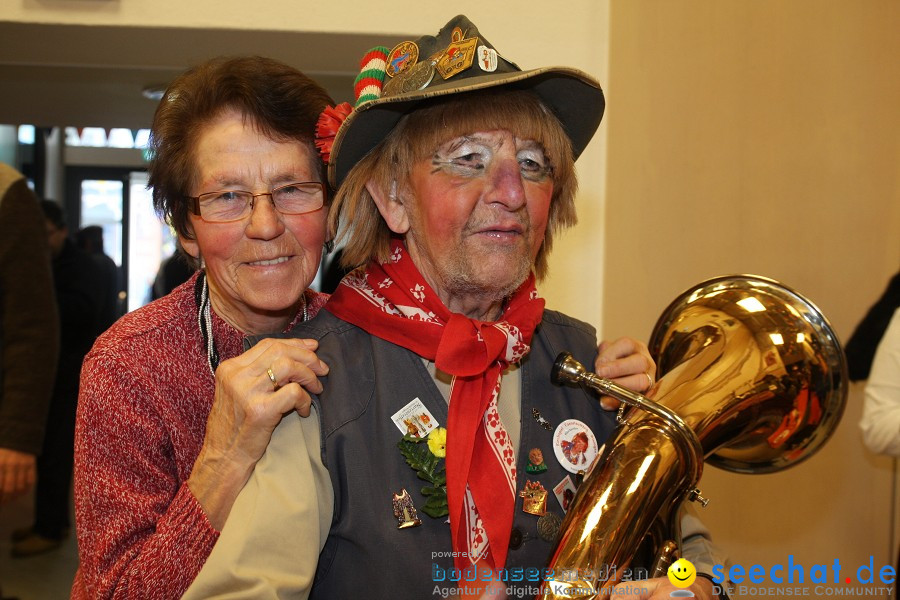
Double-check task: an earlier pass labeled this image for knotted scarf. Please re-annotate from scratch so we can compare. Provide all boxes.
[326,240,545,572]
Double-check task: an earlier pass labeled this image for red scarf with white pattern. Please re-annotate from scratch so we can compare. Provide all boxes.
[326,239,545,572]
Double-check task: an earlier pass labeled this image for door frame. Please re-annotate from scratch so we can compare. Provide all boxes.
[64,165,143,310]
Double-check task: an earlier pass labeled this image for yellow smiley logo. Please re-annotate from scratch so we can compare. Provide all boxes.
[667,558,697,588]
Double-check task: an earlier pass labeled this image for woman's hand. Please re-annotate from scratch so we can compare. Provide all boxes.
[593,337,656,410]
[188,337,329,529]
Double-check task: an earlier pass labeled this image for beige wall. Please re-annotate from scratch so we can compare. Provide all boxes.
[605,1,900,594]
[6,0,593,36]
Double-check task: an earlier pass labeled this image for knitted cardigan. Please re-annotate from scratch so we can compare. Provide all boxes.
[72,272,326,599]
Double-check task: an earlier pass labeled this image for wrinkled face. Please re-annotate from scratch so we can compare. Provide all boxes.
[399,129,553,306]
[181,109,326,333]
[529,448,543,465]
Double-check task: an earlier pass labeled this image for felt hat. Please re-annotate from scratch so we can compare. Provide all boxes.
[325,14,605,188]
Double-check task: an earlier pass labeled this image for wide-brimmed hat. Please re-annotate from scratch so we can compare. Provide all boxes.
[326,14,605,188]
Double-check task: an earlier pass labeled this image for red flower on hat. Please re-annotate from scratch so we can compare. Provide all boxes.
[315,102,353,164]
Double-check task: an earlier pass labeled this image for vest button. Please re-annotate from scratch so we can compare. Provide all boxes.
[509,527,523,550]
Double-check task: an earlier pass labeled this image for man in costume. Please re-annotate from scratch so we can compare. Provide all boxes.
[186,15,726,600]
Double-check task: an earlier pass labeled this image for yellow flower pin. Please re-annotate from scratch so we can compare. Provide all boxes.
[427,427,447,458]
[398,427,448,518]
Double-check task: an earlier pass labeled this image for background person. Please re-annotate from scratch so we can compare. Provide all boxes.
[150,246,195,300]
[72,56,332,599]
[11,201,103,558]
[186,16,723,600]
[845,269,900,382]
[76,225,123,332]
[0,169,58,504]
[0,163,59,598]
[859,309,900,454]
[858,306,900,597]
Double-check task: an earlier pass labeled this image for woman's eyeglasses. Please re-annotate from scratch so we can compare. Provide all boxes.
[186,181,325,223]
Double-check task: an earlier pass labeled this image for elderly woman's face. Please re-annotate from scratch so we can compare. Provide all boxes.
[181,109,326,332]
[400,129,553,302]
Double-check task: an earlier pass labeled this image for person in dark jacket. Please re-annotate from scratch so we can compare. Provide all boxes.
[845,270,900,381]
[12,200,102,556]
[0,165,59,598]
[150,247,195,300]
[76,225,122,332]
[0,166,58,505]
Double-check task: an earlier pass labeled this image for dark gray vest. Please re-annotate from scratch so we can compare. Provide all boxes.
[289,308,615,599]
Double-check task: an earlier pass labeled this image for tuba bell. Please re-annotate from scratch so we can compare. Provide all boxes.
[540,275,847,599]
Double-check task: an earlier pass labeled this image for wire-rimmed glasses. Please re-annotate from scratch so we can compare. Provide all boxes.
[186,181,325,223]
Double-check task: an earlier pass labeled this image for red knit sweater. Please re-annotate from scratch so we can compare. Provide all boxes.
[72,273,327,599]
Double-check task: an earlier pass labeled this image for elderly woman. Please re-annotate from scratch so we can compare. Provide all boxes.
[72,56,333,599]
[187,16,725,600]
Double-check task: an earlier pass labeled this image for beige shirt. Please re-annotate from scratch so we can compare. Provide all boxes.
[182,409,332,599]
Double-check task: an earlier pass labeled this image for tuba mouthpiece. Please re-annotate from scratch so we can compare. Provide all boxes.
[552,352,586,386]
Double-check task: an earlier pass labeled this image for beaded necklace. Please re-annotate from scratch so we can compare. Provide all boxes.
[194,272,307,377]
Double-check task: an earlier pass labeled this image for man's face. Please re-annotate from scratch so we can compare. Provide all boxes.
[45,220,67,259]
[399,129,553,308]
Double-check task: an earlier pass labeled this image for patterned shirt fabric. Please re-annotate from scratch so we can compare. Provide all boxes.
[860,306,900,456]
[72,271,326,599]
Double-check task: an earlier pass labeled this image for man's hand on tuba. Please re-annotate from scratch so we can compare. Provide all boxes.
[594,337,657,409]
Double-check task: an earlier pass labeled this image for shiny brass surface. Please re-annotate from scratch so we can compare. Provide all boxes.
[540,275,847,599]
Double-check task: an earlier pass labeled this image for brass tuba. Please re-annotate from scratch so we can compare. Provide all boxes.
[541,275,847,599]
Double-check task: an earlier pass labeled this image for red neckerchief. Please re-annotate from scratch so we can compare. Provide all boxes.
[326,240,545,571]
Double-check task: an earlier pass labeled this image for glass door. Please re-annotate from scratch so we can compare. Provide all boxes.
[126,171,177,312]
[66,166,176,315]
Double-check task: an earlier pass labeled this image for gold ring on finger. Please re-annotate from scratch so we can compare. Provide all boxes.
[266,367,279,391]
